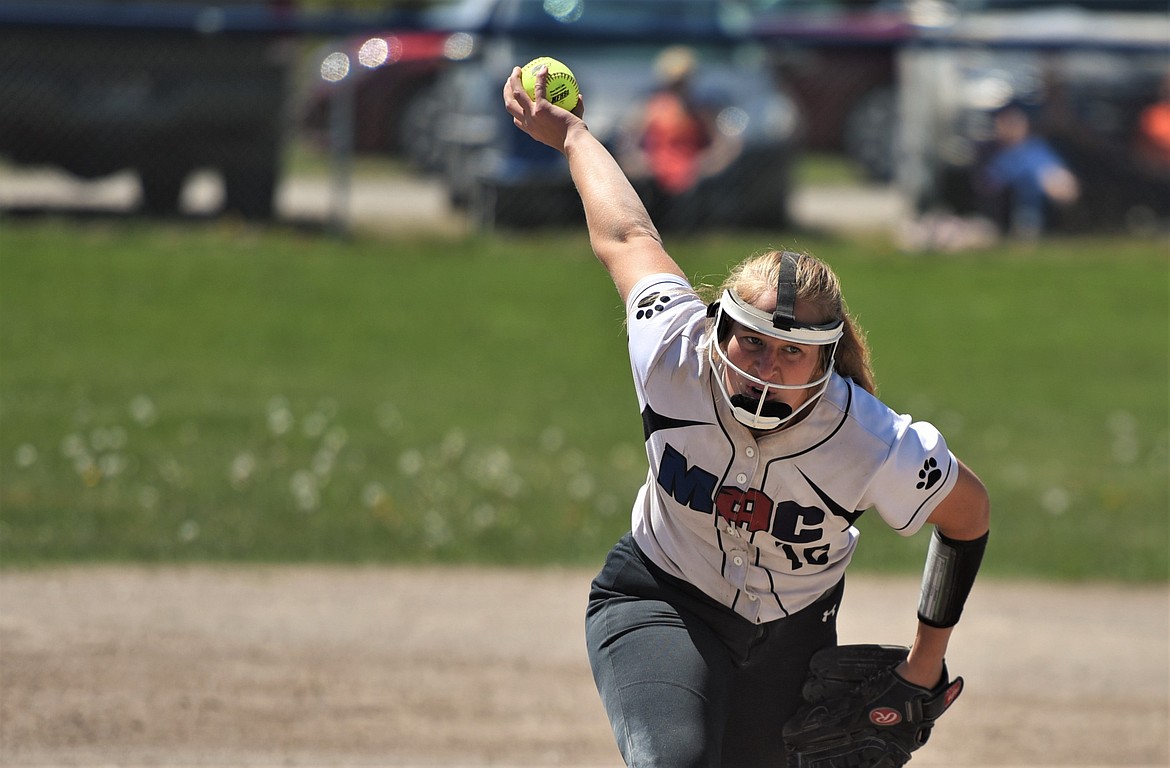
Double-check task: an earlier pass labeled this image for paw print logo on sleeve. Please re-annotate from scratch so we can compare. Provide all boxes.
[917,457,943,490]
[634,292,675,321]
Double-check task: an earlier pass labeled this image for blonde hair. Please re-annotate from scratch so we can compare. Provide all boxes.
[706,250,876,395]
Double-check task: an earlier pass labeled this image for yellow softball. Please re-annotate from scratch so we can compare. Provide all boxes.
[521,56,579,111]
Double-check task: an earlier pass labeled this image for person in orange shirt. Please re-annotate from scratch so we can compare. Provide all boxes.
[618,46,742,230]
[1137,71,1170,168]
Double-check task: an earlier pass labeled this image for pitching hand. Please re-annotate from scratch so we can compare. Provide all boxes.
[503,65,586,153]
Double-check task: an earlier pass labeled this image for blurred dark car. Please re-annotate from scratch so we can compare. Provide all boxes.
[0,0,297,218]
[904,2,1170,233]
[432,0,802,230]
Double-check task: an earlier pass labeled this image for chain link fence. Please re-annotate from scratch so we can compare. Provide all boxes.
[0,0,887,235]
[1,1,1166,237]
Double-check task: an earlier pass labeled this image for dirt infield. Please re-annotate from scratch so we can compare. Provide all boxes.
[1,566,1166,767]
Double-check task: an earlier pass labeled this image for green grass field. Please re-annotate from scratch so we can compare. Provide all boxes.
[1,220,1166,581]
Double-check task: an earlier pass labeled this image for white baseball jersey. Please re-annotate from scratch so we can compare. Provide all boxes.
[625,274,959,624]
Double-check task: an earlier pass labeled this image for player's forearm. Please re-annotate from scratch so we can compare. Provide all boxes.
[903,479,989,689]
[562,127,684,300]
[563,126,662,257]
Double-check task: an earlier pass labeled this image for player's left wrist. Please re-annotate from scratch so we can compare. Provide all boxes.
[895,657,945,690]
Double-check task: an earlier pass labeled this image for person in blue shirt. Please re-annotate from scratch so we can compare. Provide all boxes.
[978,102,1080,239]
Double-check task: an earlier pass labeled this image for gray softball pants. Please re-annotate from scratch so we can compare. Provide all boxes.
[585,533,842,768]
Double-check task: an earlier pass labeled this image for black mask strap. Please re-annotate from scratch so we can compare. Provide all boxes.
[774,251,799,331]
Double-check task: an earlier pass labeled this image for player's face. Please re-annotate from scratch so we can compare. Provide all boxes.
[722,323,824,412]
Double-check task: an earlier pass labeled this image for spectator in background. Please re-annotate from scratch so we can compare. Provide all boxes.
[977,101,1080,239]
[617,46,742,230]
[1136,70,1170,169]
[1126,70,1170,233]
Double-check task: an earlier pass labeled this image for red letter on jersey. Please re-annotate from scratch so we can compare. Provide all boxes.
[715,487,774,533]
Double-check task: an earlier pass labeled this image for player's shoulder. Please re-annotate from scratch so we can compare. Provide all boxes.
[830,377,921,449]
[625,273,707,379]
[626,273,705,336]
[625,273,698,314]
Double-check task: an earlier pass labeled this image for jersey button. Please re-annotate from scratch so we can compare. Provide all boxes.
[736,473,748,484]
[745,447,755,458]
[748,593,758,601]
[733,556,744,566]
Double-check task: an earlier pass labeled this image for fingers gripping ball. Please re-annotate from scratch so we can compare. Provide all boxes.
[521,57,579,111]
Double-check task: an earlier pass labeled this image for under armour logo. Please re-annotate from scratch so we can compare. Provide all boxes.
[822,605,837,623]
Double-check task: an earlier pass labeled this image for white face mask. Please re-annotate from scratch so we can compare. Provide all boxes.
[708,287,843,431]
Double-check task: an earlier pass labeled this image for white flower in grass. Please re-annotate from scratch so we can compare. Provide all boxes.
[422,509,451,547]
[14,443,38,468]
[89,427,113,451]
[312,449,335,479]
[61,433,86,459]
[1111,434,1140,465]
[323,426,348,453]
[568,473,595,501]
[98,453,127,479]
[560,449,586,475]
[129,395,157,427]
[498,473,523,500]
[178,520,200,542]
[1041,487,1070,516]
[138,486,160,510]
[230,452,258,490]
[72,453,95,478]
[1107,410,1137,435]
[1107,410,1139,465]
[362,482,388,509]
[471,503,497,530]
[481,447,513,482]
[303,411,329,439]
[440,429,467,461]
[290,470,320,512]
[267,396,294,436]
[398,449,423,477]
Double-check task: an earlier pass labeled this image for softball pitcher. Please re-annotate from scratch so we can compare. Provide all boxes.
[503,65,990,768]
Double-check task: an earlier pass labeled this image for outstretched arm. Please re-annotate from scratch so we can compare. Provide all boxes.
[502,65,686,302]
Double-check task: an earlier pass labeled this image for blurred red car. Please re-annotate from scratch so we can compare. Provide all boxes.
[298,0,495,170]
[299,28,459,168]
